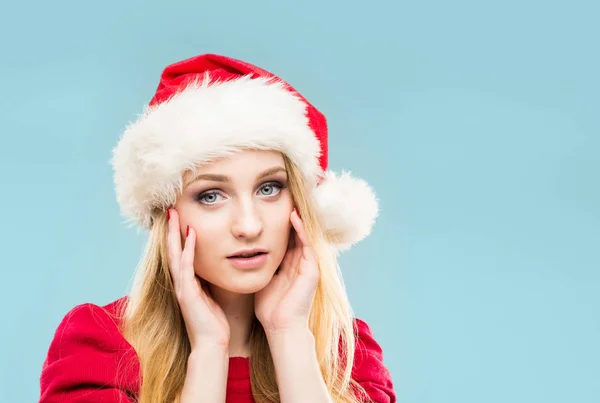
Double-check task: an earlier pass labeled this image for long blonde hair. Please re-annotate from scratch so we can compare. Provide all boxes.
[119,153,369,402]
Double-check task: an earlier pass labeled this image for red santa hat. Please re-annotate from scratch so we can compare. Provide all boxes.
[111,53,378,251]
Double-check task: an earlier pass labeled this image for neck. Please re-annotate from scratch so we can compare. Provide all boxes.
[209,285,255,358]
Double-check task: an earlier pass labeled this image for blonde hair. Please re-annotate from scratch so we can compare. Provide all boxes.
[119,153,369,402]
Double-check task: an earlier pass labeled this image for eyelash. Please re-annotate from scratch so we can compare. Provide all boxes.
[195,181,287,205]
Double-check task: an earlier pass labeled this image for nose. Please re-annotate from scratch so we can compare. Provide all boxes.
[231,198,264,240]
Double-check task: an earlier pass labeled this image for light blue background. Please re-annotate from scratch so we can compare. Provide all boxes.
[1,0,598,402]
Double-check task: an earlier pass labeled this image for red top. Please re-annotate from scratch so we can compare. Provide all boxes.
[39,297,396,402]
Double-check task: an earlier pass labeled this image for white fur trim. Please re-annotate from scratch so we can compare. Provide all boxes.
[111,75,322,229]
[314,170,379,251]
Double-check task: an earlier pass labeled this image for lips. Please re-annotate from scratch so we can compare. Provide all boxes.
[227,249,269,270]
[227,249,268,258]
[230,251,264,258]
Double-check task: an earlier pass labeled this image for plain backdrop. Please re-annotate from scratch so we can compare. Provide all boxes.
[0,0,598,402]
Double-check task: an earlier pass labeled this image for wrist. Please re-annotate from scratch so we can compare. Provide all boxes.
[262,320,311,337]
[190,335,229,354]
[189,343,229,364]
[264,326,332,403]
[265,326,315,353]
[182,344,229,403]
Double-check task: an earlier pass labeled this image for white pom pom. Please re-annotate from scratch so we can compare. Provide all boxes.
[314,170,379,251]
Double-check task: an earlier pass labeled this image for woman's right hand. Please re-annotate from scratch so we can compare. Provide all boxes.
[167,208,230,351]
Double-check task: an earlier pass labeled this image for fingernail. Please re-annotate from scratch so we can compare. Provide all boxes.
[186,225,190,236]
[294,208,301,218]
[167,209,171,221]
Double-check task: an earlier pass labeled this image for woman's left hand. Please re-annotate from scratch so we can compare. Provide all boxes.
[255,209,320,334]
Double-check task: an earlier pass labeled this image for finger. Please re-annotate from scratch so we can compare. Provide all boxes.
[277,226,300,276]
[167,208,183,290]
[290,209,310,248]
[180,226,199,295]
[290,209,316,261]
[279,244,301,280]
[289,270,320,307]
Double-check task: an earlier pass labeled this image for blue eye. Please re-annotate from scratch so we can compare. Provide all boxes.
[259,182,283,196]
[195,182,285,206]
[196,191,223,205]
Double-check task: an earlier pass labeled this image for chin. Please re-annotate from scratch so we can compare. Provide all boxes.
[213,269,275,295]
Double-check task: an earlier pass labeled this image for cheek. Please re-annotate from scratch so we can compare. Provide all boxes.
[268,210,293,247]
[188,210,226,241]
[189,215,226,266]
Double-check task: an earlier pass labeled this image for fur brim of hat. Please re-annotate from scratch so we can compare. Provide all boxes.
[111,76,378,250]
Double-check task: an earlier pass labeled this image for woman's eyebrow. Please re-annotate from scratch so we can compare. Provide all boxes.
[256,166,286,180]
[187,166,286,185]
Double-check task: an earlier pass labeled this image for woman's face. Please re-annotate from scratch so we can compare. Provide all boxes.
[174,149,294,294]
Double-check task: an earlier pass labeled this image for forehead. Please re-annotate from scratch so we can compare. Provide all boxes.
[182,149,286,184]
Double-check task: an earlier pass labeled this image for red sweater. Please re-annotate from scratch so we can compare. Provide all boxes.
[39,297,395,402]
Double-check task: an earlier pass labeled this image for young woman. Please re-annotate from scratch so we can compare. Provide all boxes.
[39,53,396,403]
